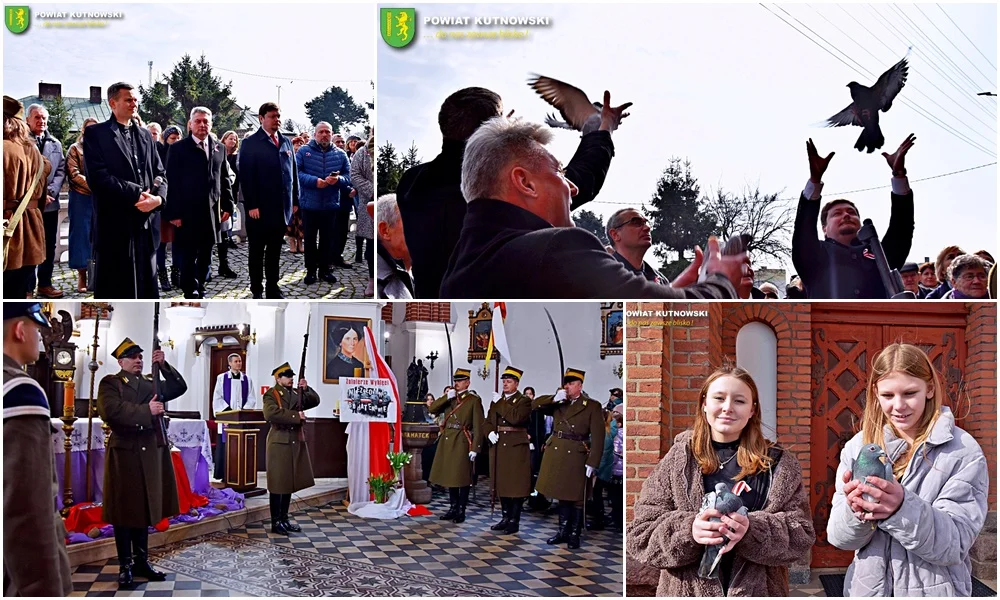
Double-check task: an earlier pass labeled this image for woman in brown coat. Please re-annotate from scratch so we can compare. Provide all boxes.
[66,117,99,291]
[3,96,50,298]
[627,366,815,596]
[262,362,320,535]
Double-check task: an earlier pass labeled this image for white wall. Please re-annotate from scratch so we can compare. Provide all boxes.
[386,302,623,408]
[736,322,778,439]
[60,301,382,419]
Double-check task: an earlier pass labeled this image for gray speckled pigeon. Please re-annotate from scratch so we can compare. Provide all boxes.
[852,443,895,503]
[527,74,606,135]
[697,482,748,580]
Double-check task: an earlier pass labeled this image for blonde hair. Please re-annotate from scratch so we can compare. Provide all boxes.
[76,118,99,144]
[862,343,943,480]
[220,130,239,154]
[691,365,774,480]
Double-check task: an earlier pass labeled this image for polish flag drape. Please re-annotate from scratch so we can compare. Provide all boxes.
[363,326,401,481]
[483,302,511,366]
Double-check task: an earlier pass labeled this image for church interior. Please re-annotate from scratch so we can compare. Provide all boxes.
[22,300,624,597]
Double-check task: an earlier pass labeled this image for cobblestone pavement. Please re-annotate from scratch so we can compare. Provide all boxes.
[46,226,372,300]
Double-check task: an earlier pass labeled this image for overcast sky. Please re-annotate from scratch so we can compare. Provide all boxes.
[4,2,375,135]
[378,3,997,273]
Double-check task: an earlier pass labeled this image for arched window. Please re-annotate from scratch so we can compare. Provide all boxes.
[736,322,777,439]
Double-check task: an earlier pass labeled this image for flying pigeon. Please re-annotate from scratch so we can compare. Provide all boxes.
[527,74,630,134]
[851,443,895,527]
[697,482,749,580]
[824,56,909,153]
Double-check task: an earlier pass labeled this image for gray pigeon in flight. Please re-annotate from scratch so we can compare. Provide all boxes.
[824,56,909,153]
[697,482,748,580]
[527,74,628,134]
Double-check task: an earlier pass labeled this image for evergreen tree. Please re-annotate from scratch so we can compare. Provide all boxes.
[646,157,717,280]
[304,86,369,133]
[377,141,401,193]
[138,80,182,130]
[42,95,74,144]
[165,54,243,133]
[572,209,609,245]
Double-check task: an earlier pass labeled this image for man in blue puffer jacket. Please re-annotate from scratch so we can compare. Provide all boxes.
[296,121,353,285]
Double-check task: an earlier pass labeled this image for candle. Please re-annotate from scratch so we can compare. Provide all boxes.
[63,380,75,414]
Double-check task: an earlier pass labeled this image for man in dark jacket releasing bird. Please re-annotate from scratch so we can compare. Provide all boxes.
[825,56,908,153]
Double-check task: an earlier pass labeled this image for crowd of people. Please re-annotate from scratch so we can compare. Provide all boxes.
[3,86,374,299]
[376,86,995,301]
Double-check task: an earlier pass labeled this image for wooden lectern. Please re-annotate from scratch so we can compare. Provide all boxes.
[214,409,267,497]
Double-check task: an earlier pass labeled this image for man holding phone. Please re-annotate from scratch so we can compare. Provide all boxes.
[295,121,353,285]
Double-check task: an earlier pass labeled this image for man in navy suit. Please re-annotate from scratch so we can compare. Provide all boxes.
[163,107,235,299]
[238,102,299,299]
[83,82,167,299]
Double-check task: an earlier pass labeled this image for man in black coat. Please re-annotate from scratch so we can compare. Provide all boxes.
[163,107,235,299]
[238,102,299,299]
[83,82,167,299]
[791,135,915,299]
[439,110,744,299]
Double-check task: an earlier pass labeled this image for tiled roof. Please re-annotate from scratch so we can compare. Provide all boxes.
[18,95,112,133]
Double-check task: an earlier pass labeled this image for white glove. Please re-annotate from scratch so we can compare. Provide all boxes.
[529,443,535,451]
[469,451,477,461]
[488,431,499,444]
[586,465,595,478]
[554,389,568,403]
[492,391,502,403]
[447,389,456,399]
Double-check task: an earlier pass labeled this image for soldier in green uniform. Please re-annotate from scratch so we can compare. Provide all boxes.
[98,337,188,587]
[532,368,605,549]
[3,303,72,596]
[483,366,532,534]
[262,362,320,535]
[428,367,484,523]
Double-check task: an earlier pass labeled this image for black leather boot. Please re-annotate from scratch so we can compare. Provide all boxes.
[440,488,459,520]
[504,498,522,534]
[491,497,510,531]
[452,486,469,523]
[170,266,181,288]
[281,494,301,532]
[567,505,583,549]
[117,559,134,587]
[270,494,289,535]
[547,503,571,545]
[132,527,167,581]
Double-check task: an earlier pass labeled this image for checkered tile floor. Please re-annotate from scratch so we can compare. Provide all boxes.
[70,485,623,596]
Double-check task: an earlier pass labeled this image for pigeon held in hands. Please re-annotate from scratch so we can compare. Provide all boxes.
[851,443,896,527]
[697,482,749,580]
[824,56,908,153]
[527,74,630,134]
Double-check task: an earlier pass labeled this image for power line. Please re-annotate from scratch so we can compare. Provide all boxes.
[915,3,996,88]
[810,4,996,139]
[938,4,996,71]
[592,162,998,208]
[762,4,996,158]
[212,65,371,85]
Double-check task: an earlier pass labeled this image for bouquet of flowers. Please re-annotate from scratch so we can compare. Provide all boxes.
[387,451,412,482]
[368,473,395,504]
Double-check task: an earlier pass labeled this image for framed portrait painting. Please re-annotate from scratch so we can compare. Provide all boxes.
[323,316,373,384]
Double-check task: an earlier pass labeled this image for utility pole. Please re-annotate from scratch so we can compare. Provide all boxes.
[148,61,153,87]
[276,85,282,105]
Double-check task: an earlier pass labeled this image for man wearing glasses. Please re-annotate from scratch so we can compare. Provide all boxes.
[606,208,669,285]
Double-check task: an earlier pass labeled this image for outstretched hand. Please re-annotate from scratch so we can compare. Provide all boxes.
[882,133,916,175]
[599,90,633,132]
[807,138,835,184]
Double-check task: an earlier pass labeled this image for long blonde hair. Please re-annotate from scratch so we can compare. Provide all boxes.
[862,343,944,480]
[76,118,98,144]
[691,365,774,480]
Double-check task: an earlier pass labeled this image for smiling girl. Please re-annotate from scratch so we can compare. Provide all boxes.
[627,366,815,596]
[828,343,988,596]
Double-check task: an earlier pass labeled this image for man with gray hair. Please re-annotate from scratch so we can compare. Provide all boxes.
[375,193,414,299]
[163,106,234,298]
[26,103,66,298]
[440,115,744,298]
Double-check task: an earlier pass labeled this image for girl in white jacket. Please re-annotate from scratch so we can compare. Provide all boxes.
[827,343,988,596]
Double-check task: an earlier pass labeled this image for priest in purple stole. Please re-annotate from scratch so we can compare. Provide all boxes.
[211,353,258,480]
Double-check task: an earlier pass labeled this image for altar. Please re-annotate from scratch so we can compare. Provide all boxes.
[51,418,214,510]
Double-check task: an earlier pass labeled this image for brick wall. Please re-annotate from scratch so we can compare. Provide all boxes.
[381,304,394,323]
[964,302,998,510]
[403,302,451,322]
